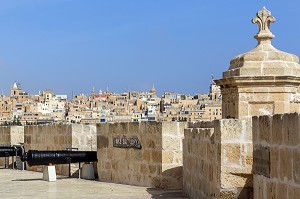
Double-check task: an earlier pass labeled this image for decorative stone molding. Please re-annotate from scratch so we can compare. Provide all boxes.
[252,7,276,41]
[252,7,276,33]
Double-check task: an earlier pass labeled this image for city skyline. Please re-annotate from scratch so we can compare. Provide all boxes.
[0,77,221,125]
[0,1,299,95]
[3,81,212,97]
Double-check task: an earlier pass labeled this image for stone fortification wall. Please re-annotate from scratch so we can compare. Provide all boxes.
[0,126,24,166]
[0,126,24,146]
[183,122,219,198]
[71,124,97,177]
[0,126,12,146]
[97,121,187,189]
[183,119,253,199]
[24,123,96,176]
[253,113,300,199]
[71,124,97,151]
[24,124,72,151]
[161,122,187,188]
[217,119,253,198]
[24,124,72,175]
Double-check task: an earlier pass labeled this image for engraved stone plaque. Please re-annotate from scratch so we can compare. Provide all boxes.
[253,144,270,177]
[113,136,141,149]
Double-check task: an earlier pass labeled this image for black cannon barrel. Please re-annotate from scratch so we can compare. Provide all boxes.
[21,150,97,167]
[0,146,23,157]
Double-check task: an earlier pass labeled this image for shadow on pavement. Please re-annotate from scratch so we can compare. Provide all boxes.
[12,178,43,181]
[147,188,188,199]
[12,176,68,181]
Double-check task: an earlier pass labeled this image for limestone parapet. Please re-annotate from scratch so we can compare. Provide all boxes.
[97,121,187,189]
[253,113,300,199]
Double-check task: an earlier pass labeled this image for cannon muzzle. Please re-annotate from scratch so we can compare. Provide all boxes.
[0,146,23,157]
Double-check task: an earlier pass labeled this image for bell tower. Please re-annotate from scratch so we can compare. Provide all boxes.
[10,82,21,97]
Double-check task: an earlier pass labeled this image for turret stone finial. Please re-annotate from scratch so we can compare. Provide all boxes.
[252,7,276,42]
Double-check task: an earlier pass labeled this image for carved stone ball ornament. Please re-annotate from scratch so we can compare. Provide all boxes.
[252,7,276,42]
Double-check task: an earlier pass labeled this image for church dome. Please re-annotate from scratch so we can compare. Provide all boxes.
[223,7,300,78]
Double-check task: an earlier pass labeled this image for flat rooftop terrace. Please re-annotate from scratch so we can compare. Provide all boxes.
[0,168,187,199]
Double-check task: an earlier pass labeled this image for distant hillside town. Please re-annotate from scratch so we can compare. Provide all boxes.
[0,78,221,125]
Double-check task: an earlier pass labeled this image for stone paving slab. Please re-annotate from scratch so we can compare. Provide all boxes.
[0,168,188,199]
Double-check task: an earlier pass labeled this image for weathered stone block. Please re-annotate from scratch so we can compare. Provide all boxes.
[162,136,180,151]
[271,114,283,145]
[149,165,156,174]
[288,185,300,199]
[173,150,182,164]
[162,151,174,164]
[243,52,265,61]
[98,135,109,148]
[142,149,150,162]
[219,119,243,141]
[146,139,156,148]
[249,102,274,117]
[253,175,264,199]
[282,113,299,146]
[293,149,300,183]
[277,182,287,199]
[258,115,272,143]
[279,148,292,181]
[270,147,279,178]
[222,144,241,164]
[242,143,253,166]
[252,116,259,143]
[266,180,276,199]
[268,52,294,62]
[140,164,149,174]
[151,150,161,163]
[253,144,270,178]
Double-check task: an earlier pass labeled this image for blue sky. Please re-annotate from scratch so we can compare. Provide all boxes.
[0,0,299,96]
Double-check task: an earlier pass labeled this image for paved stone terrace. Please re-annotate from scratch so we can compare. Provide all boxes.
[0,168,187,199]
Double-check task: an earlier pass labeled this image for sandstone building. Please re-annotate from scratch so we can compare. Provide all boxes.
[0,82,222,125]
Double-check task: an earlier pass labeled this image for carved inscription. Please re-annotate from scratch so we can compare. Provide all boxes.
[253,144,270,177]
[113,136,141,149]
